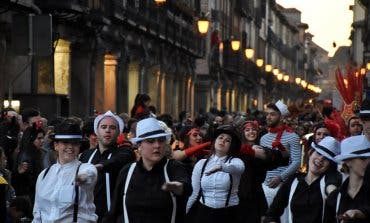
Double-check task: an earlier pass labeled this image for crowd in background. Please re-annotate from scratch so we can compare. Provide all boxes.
[0,93,369,223]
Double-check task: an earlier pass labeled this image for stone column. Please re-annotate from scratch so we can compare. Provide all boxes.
[70,39,99,117]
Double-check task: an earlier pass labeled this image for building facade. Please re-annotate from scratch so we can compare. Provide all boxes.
[1,0,204,120]
[1,0,324,119]
[194,0,320,114]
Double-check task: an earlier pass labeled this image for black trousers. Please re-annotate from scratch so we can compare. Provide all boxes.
[193,203,239,223]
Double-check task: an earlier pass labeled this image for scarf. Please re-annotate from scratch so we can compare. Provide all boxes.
[269,125,293,151]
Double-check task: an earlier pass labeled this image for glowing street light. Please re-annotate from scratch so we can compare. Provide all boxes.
[231,37,240,51]
[244,48,254,59]
[265,64,272,72]
[197,14,209,35]
[295,77,301,85]
[256,59,264,67]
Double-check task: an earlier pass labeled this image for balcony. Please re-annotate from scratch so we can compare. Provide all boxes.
[34,0,88,13]
[111,0,125,21]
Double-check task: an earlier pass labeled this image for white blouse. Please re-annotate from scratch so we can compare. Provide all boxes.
[186,154,245,211]
[32,159,98,223]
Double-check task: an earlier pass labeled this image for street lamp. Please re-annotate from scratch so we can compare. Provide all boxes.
[154,0,166,5]
[265,64,272,72]
[273,68,279,76]
[244,48,254,59]
[367,62,370,70]
[295,77,301,85]
[256,59,264,67]
[283,75,289,82]
[197,14,209,35]
[277,73,283,81]
[301,80,307,88]
[361,67,366,76]
[231,36,240,51]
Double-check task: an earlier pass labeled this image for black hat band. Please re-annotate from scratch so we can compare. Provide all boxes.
[352,148,370,155]
[55,135,82,139]
[314,142,335,158]
[138,130,165,138]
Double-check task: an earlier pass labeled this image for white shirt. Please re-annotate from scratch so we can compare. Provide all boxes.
[186,155,245,211]
[32,159,98,223]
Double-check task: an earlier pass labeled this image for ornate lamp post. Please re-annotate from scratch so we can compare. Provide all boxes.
[231,36,240,51]
[256,59,264,68]
[154,0,166,5]
[244,48,254,59]
[197,14,209,36]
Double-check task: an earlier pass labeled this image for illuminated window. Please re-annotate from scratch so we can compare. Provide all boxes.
[54,39,71,95]
[104,55,117,111]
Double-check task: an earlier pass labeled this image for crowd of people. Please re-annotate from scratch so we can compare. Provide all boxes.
[0,93,369,223]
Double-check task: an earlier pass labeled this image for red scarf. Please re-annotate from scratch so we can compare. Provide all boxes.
[269,125,292,151]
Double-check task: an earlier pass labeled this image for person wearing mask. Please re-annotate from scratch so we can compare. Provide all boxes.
[104,117,191,223]
[324,135,370,223]
[32,120,98,222]
[264,136,341,223]
[186,125,244,223]
[79,111,136,222]
[261,101,301,208]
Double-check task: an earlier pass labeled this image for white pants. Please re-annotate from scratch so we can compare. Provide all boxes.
[262,183,288,222]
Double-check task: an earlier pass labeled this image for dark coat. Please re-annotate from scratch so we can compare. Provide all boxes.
[103,157,191,223]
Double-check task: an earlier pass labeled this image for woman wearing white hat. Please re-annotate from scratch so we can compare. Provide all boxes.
[324,135,370,223]
[103,117,191,223]
[264,136,341,223]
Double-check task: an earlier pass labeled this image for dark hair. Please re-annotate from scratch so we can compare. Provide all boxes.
[21,108,40,124]
[148,105,156,115]
[157,114,173,129]
[178,111,187,122]
[347,116,360,126]
[308,148,338,173]
[313,122,329,135]
[266,103,280,114]
[178,125,200,148]
[82,117,95,137]
[19,123,45,160]
[211,125,241,157]
[130,93,151,119]
[17,123,45,174]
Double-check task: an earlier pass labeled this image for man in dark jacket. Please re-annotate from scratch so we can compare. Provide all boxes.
[80,111,135,222]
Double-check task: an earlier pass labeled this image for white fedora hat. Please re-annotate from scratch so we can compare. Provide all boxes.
[94,110,124,134]
[311,136,340,162]
[336,135,370,162]
[131,117,171,144]
[275,100,290,116]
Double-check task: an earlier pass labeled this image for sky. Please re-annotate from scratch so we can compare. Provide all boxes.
[276,0,354,57]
